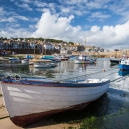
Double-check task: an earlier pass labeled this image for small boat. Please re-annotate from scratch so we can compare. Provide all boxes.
[119,59,129,70]
[54,55,69,61]
[40,55,61,62]
[110,58,121,64]
[24,55,34,59]
[21,58,29,64]
[9,57,20,61]
[74,38,96,64]
[1,75,110,127]
[74,55,96,64]
[8,57,21,63]
[68,55,77,60]
[30,59,56,68]
[110,54,127,64]
[118,54,129,70]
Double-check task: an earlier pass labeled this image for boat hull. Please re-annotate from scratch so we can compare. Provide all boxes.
[33,63,56,68]
[118,70,129,76]
[21,59,29,64]
[74,59,95,64]
[110,59,121,64]
[119,64,129,70]
[1,79,110,127]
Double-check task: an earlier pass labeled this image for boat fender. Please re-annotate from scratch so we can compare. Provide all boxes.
[102,69,105,72]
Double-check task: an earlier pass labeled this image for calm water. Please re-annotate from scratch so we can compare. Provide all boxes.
[0,58,129,129]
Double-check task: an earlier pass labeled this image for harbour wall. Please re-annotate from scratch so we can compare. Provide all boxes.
[72,50,129,58]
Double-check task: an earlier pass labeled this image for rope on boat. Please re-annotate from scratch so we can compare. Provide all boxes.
[8,73,21,81]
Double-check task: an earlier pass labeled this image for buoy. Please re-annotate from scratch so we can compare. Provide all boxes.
[102,69,105,72]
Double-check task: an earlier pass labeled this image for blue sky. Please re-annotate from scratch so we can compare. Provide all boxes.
[1,0,129,50]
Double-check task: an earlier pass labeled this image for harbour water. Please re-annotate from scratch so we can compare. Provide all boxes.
[0,58,129,129]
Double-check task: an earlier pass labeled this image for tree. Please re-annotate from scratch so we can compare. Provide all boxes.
[69,42,74,45]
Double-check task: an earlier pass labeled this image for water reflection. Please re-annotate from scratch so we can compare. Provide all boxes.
[118,70,129,76]
[29,66,56,78]
[110,63,118,67]
[0,64,29,74]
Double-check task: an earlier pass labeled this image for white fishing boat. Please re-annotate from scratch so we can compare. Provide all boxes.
[30,59,56,68]
[119,55,129,70]
[1,75,110,127]
[8,57,19,60]
[74,55,96,64]
[21,58,29,64]
[8,57,21,63]
[74,38,96,64]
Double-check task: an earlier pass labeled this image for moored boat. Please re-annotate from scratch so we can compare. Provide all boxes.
[1,75,110,127]
[74,55,96,64]
[118,54,129,70]
[8,57,21,63]
[119,59,129,70]
[40,55,61,62]
[21,58,29,64]
[54,55,69,61]
[30,59,56,68]
[9,57,20,61]
[110,53,127,64]
[110,58,121,64]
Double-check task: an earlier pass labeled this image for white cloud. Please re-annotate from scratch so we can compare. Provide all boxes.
[0,28,32,38]
[31,12,129,49]
[20,0,32,3]
[90,12,110,19]
[91,26,100,32]
[31,12,79,41]
[0,7,7,15]
[34,1,48,7]
[15,15,29,21]
[0,17,15,22]
[14,2,32,11]
[60,7,70,13]
[59,0,88,5]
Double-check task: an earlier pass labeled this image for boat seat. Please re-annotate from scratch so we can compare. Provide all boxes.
[88,80,93,83]
[88,79,100,83]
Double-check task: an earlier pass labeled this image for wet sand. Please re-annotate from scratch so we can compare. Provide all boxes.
[0,89,79,129]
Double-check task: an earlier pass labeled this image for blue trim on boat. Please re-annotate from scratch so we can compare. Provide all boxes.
[119,64,129,70]
[3,78,110,87]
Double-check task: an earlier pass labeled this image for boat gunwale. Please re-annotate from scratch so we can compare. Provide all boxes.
[1,79,110,88]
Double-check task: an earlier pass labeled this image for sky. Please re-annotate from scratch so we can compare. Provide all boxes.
[0,0,129,50]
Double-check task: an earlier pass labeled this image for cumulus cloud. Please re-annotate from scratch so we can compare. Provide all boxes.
[31,12,129,50]
[31,12,79,41]
[87,21,129,49]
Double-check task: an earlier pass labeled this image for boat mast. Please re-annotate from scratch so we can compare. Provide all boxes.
[84,37,86,56]
[42,40,44,56]
[44,39,46,55]
[34,41,36,58]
